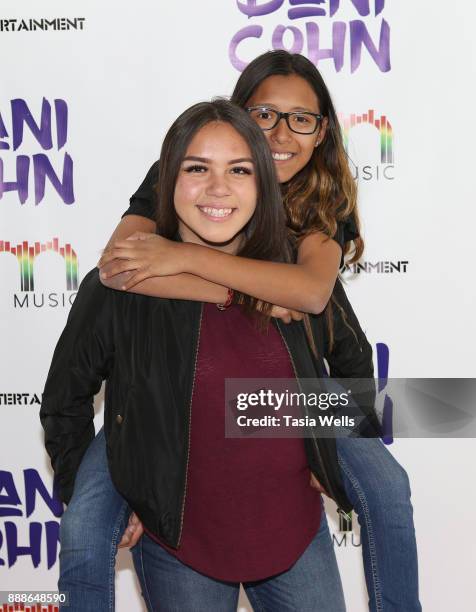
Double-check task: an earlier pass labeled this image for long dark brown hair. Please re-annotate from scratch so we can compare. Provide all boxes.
[231,50,363,266]
[155,99,291,320]
[232,50,362,349]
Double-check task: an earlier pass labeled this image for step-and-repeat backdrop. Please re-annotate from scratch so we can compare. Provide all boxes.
[1,1,475,610]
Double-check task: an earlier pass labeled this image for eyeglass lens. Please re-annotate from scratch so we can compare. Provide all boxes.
[248,108,319,134]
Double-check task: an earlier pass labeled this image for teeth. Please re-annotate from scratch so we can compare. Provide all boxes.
[200,207,233,218]
[272,152,293,161]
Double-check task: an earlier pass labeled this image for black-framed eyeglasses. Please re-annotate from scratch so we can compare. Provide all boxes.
[246,106,324,135]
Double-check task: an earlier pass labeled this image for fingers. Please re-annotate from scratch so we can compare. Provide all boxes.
[117,535,130,548]
[118,512,144,549]
[290,310,304,321]
[98,242,144,267]
[126,231,155,241]
[99,259,141,279]
[271,309,291,323]
[126,232,142,241]
[128,521,144,547]
[121,271,150,290]
[98,249,133,268]
[270,306,288,321]
[118,527,134,548]
[270,306,303,324]
[98,234,166,270]
[310,473,327,494]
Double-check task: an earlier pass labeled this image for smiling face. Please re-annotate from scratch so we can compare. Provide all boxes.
[174,121,257,253]
[246,73,328,183]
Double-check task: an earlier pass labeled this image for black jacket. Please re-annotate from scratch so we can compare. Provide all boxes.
[40,269,378,548]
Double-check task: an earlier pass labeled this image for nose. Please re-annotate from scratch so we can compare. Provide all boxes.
[205,170,231,198]
[270,116,293,145]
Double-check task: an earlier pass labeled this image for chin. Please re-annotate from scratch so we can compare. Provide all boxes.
[277,166,298,183]
[197,228,239,246]
[278,171,293,184]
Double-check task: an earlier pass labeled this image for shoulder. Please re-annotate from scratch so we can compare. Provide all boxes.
[68,268,115,322]
[123,161,160,221]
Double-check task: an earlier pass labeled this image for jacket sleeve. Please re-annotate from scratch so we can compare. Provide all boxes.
[40,268,115,503]
[122,161,159,221]
[324,279,381,436]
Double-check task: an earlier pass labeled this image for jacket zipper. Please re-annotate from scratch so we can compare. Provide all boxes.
[275,321,341,505]
[177,303,204,547]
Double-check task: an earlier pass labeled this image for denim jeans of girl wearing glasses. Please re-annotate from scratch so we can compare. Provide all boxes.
[59,428,420,612]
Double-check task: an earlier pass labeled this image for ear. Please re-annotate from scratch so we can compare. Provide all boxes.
[315,116,329,147]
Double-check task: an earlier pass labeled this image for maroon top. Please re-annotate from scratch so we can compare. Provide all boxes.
[147,303,321,582]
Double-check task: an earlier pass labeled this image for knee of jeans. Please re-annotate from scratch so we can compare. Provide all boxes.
[374,461,414,519]
[60,502,126,553]
[387,460,411,497]
[60,505,92,551]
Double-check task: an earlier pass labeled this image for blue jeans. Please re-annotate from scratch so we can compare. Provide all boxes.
[132,512,345,612]
[58,428,130,611]
[59,429,420,611]
[336,437,421,612]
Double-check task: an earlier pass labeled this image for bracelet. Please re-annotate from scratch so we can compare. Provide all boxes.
[216,288,234,311]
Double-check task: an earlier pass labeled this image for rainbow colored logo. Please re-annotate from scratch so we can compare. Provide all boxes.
[1,605,60,612]
[339,109,393,164]
[0,238,78,291]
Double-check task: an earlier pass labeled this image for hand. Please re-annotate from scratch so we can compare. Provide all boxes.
[118,512,144,548]
[98,266,135,291]
[97,232,185,289]
[310,473,329,496]
[270,305,304,324]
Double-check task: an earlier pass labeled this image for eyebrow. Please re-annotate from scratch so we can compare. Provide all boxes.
[252,103,318,113]
[229,157,254,164]
[182,156,254,164]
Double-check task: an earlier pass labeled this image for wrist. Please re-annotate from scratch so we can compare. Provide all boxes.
[179,242,205,275]
[175,242,195,274]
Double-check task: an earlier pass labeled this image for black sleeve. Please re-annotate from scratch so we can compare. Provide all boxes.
[323,279,381,436]
[40,269,115,503]
[326,279,373,376]
[332,214,359,267]
[122,161,160,221]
